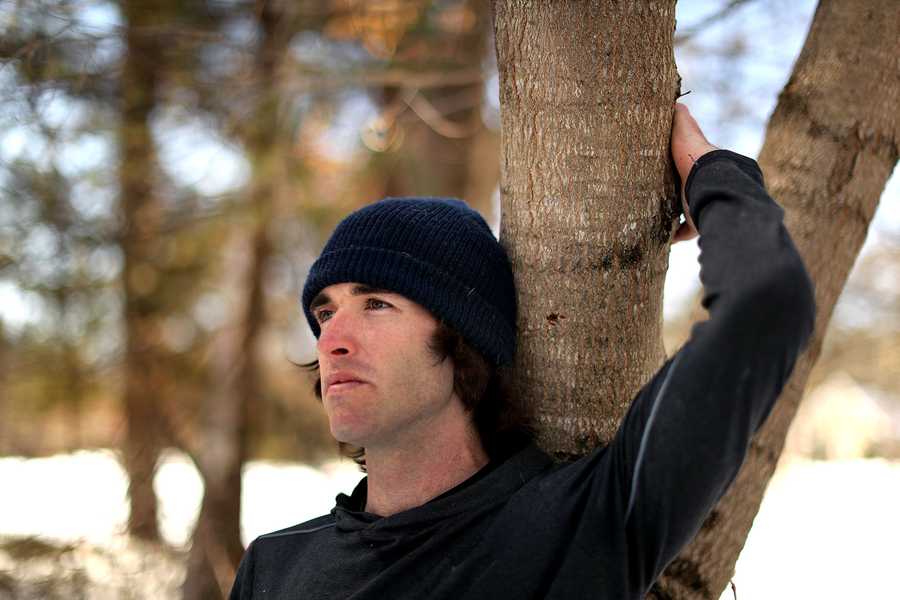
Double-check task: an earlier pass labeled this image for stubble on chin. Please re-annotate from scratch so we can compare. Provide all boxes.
[324,393,377,447]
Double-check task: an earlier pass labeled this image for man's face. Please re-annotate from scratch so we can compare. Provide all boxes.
[310,282,458,449]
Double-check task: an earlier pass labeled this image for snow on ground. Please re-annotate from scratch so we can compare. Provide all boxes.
[0,449,363,549]
[1,450,897,599]
[721,456,900,600]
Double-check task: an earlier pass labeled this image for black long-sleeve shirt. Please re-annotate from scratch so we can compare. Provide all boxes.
[229,150,816,599]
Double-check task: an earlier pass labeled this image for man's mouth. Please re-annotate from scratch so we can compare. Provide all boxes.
[328,380,365,392]
[326,372,369,394]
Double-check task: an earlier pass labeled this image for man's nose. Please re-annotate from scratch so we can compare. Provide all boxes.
[317,311,356,357]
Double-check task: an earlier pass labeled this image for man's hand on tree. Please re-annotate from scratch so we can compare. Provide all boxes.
[671,102,718,243]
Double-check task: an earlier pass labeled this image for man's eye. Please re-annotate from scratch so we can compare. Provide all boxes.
[366,298,391,310]
[315,309,333,323]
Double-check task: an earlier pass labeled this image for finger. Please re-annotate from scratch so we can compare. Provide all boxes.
[674,103,708,141]
[672,103,718,208]
[672,104,712,179]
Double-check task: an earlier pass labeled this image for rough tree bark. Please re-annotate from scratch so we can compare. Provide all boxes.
[180,2,291,598]
[119,0,166,543]
[654,3,900,598]
[493,1,680,455]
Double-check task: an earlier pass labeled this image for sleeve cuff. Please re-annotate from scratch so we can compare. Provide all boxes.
[683,149,765,230]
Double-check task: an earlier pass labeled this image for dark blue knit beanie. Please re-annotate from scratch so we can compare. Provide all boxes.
[302,197,517,366]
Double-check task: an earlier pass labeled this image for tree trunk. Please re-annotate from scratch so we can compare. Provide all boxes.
[181,2,289,598]
[181,224,271,600]
[492,0,679,456]
[119,0,165,543]
[653,3,900,598]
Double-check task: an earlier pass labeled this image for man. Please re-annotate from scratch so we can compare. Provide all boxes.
[229,104,815,599]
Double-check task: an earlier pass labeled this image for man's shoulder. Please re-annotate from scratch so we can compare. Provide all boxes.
[254,513,336,547]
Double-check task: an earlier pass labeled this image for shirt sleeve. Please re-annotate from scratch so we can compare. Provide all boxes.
[229,540,257,600]
[609,150,816,590]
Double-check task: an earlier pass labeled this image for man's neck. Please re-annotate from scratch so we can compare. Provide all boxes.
[362,417,488,517]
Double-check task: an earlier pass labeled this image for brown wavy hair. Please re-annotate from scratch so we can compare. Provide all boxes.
[303,321,532,470]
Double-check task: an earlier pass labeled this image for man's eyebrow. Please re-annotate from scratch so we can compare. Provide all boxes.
[351,284,395,297]
[309,291,331,312]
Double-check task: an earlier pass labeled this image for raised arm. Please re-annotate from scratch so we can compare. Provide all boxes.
[612,104,816,589]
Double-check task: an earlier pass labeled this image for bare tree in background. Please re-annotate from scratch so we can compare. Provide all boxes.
[358,0,498,215]
[119,0,170,543]
[181,1,296,597]
[493,1,898,599]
